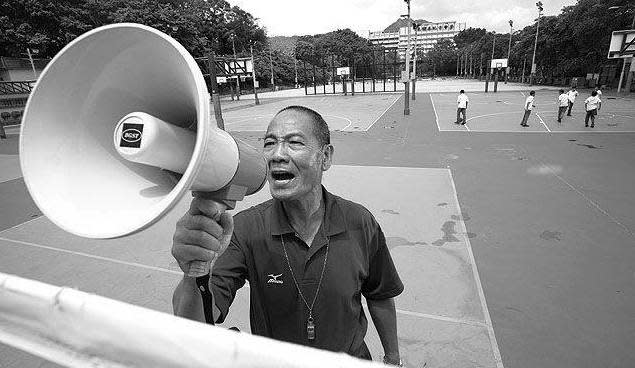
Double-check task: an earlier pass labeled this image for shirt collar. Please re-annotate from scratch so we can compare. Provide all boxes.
[270,186,345,237]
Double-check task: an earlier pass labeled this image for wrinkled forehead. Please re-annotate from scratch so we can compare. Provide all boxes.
[265,110,317,140]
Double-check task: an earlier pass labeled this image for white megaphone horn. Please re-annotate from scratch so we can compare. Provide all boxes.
[20,23,267,277]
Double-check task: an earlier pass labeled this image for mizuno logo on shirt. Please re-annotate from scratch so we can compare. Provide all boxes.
[267,273,283,284]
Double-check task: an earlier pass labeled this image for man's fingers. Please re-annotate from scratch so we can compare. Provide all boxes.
[181,214,224,239]
[172,243,216,265]
[175,229,222,252]
[190,196,226,220]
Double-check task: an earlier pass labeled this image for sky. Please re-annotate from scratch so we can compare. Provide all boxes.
[228,0,578,37]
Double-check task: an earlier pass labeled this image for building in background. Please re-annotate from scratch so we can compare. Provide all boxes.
[368,19,466,59]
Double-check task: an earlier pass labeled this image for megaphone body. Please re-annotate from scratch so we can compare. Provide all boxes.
[20,23,267,276]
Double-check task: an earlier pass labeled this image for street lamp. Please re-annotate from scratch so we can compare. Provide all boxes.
[402,0,411,115]
[530,1,543,85]
[506,20,513,84]
[229,33,241,100]
[412,22,419,100]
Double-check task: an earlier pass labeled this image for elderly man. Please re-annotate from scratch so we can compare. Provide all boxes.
[172,106,404,365]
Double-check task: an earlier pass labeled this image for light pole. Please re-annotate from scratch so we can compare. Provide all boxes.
[230,34,240,100]
[402,0,411,115]
[412,22,419,100]
[506,20,513,84]
[485,32,495,92]
[250,44,260,105]
[530,1,543,85]
[268,47,275,91]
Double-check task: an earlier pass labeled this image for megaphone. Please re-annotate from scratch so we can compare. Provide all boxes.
[20,23,267,276]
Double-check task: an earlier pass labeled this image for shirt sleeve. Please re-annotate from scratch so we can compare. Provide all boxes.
[209,235,248,323]
[362,222,404,300]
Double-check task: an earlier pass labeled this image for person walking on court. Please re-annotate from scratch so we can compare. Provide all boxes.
[455,90,469,125]
[520,91,535,127]
[566,86,578,116]
[584,91,601,128]
[557,89,569,123]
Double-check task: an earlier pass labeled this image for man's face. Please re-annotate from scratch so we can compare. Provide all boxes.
[263,110,329,201]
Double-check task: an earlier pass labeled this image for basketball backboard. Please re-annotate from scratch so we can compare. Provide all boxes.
[490,58,508,69]
[608,30,635,59]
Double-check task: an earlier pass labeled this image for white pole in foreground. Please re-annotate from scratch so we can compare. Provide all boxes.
[0,272,387,368]
[403,0,411,115]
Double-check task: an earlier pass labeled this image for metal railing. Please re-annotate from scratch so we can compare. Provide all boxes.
[0,81,36,95]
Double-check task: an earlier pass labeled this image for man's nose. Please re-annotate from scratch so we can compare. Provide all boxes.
[268,141,289,161]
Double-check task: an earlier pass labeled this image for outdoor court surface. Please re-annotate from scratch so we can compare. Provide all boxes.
[1,80,634,368]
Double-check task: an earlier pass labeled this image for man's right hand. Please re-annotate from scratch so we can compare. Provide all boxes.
[171,197,234,275]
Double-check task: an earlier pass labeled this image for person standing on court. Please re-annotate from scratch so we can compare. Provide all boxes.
[594,86,602,99]
[455,90,469,125]
[172,106,404,365]
[566,86,579,116]
[584,91,601,128]
[557,89,569,123]
[520,91,535,127]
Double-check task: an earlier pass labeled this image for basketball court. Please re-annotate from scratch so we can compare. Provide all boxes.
[2,77,635,367]
[431,90,635,133]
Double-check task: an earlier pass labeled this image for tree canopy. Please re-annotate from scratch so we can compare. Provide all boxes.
[453,0,634,76]
[0,0,267,58]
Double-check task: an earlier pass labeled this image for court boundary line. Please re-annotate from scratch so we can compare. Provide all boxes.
[0,216,42,236]
[534,161,635,240]
[430,94,441,132]
[0,236,182,275]
[436,129,635,133]
[448,169,505,368]
[365,95,402,132]
[0,234,495,329]
[535,113,551,132]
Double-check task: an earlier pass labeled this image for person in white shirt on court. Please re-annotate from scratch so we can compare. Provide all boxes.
[520,90,535,127]
[455,90,469,125]
[557,89,569,123]
[594,86,602,99]
[566,87,579,116]
[584,90,602,128]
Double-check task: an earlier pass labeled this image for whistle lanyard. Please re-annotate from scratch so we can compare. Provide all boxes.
[280,234,329,341]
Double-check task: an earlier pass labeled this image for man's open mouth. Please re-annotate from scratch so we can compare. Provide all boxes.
[271,171,295,182]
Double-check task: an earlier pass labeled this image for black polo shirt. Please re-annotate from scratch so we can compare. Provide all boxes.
[206,187,403,357]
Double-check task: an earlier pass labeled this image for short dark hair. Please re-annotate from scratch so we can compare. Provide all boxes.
[460,90,465,94]
[591,91,597,96]
[275,105,330,146]
[530,90,535,96]
[559,89,564,93]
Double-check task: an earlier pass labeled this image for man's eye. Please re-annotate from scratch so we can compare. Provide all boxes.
[289,141,303,146]
[263,141,275,147]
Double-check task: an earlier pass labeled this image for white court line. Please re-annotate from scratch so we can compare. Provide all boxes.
[535,113,551,132]
[365,95,402,132]
[536,162,635,240]
[323,115,353,131]
[430,94,441,132]
[438,129,635,134]
[448,170,505,368]
[0,237,182,276]
[0,216,43,236]
[393,308,487,328]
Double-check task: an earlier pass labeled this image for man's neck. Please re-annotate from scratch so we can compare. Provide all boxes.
[282,186,324,245]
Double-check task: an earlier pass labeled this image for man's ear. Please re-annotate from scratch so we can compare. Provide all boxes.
[322,144,334,171]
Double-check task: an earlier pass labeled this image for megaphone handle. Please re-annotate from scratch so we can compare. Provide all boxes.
[186,195,236,278]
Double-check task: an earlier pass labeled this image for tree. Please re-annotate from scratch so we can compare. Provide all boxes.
[426,39,457,76]
[0,0,267,58]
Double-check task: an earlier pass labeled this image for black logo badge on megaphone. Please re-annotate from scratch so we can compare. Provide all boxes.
[20,23,267,276]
